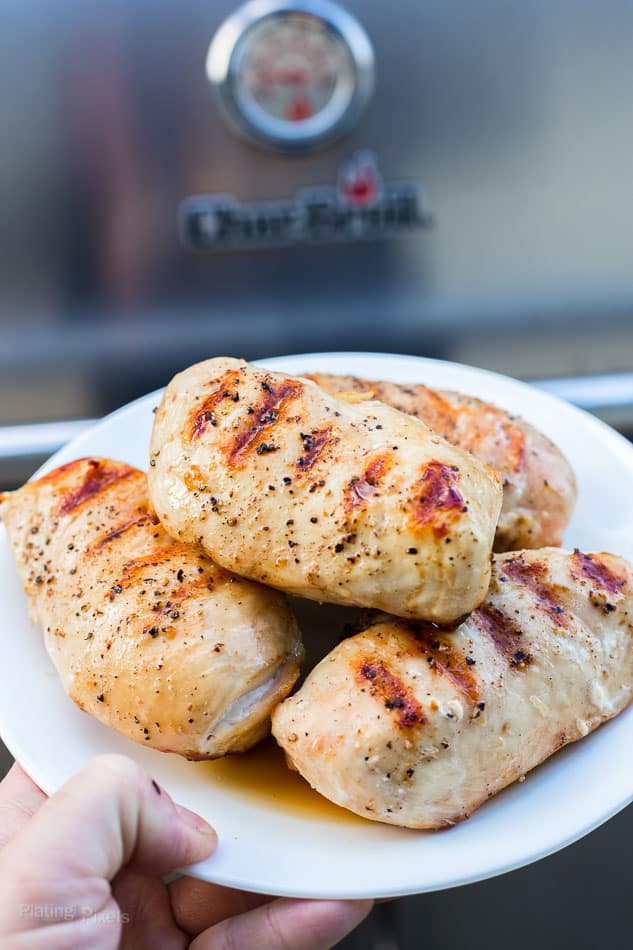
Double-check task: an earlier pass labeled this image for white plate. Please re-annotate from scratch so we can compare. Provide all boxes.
[1,352,633,900]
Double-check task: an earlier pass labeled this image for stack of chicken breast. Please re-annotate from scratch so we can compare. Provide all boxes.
[3,357,632,829]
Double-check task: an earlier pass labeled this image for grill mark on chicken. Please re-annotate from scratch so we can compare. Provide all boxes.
[344,454,391,519]
[115,551,179,589]
[409,624,481,703]
[415,388,459,435]
[356,658,425,727]
[409,461,465,539]
[59,460,135,515]
[473,603,532,669]
[38,457,92,484]
[92,511,160,550]
[225,378,302,467]
[142,578,214,629]
[190,369,243,440]
[571,549,626,596]
[296,427,334,475]
[503,556,569,628]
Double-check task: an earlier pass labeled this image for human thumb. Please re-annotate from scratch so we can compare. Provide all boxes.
[0,754,216,945]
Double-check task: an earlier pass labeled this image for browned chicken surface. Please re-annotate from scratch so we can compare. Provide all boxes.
[1,458,303,759]
[306,372,576,552]
[148,358,503,624]
[273,548,633,828]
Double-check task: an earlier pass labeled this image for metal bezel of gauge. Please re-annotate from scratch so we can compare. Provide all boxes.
[206,0,375,152]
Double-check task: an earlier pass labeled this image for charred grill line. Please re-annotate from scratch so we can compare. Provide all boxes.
[571,549,626,596]
[503,557,569,628]
[189,369,243,440]
[409,461,465,539]
[227,379,302,466]
[344,454,390,520]
[59,460,135,515]
[473,603,533,669]
[356,658,425,727]
[93,512,160,549]
[409,623,480,703]
[296,427,334,475]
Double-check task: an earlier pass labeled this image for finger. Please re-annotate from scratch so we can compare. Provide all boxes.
[0,762,47,851]
[190,897,374,950]
[169,876,271,936]
[0,755,217,938]
[112,869,187,950]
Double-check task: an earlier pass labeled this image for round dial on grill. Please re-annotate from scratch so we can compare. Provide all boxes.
[207,1,374,151]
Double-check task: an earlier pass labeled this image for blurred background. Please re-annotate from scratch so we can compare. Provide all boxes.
[1,0,632,946]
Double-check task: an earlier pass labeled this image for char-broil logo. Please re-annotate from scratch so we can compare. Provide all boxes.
[179,151,431,252]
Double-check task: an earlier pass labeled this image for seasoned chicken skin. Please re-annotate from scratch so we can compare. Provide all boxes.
[272,548,633,828]
[1,458,303,759]
[149,358,503,624]
[306,372,576,552]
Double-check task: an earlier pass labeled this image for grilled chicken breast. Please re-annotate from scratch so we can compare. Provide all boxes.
[306,372,576,552]
[272,548,633,828]
[1,458,303,759]
[149,357,503,624]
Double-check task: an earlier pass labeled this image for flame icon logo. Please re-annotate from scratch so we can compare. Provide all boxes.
[338,151,382,208]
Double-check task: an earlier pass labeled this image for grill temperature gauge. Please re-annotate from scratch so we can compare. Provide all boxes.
[207,1,374,151]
